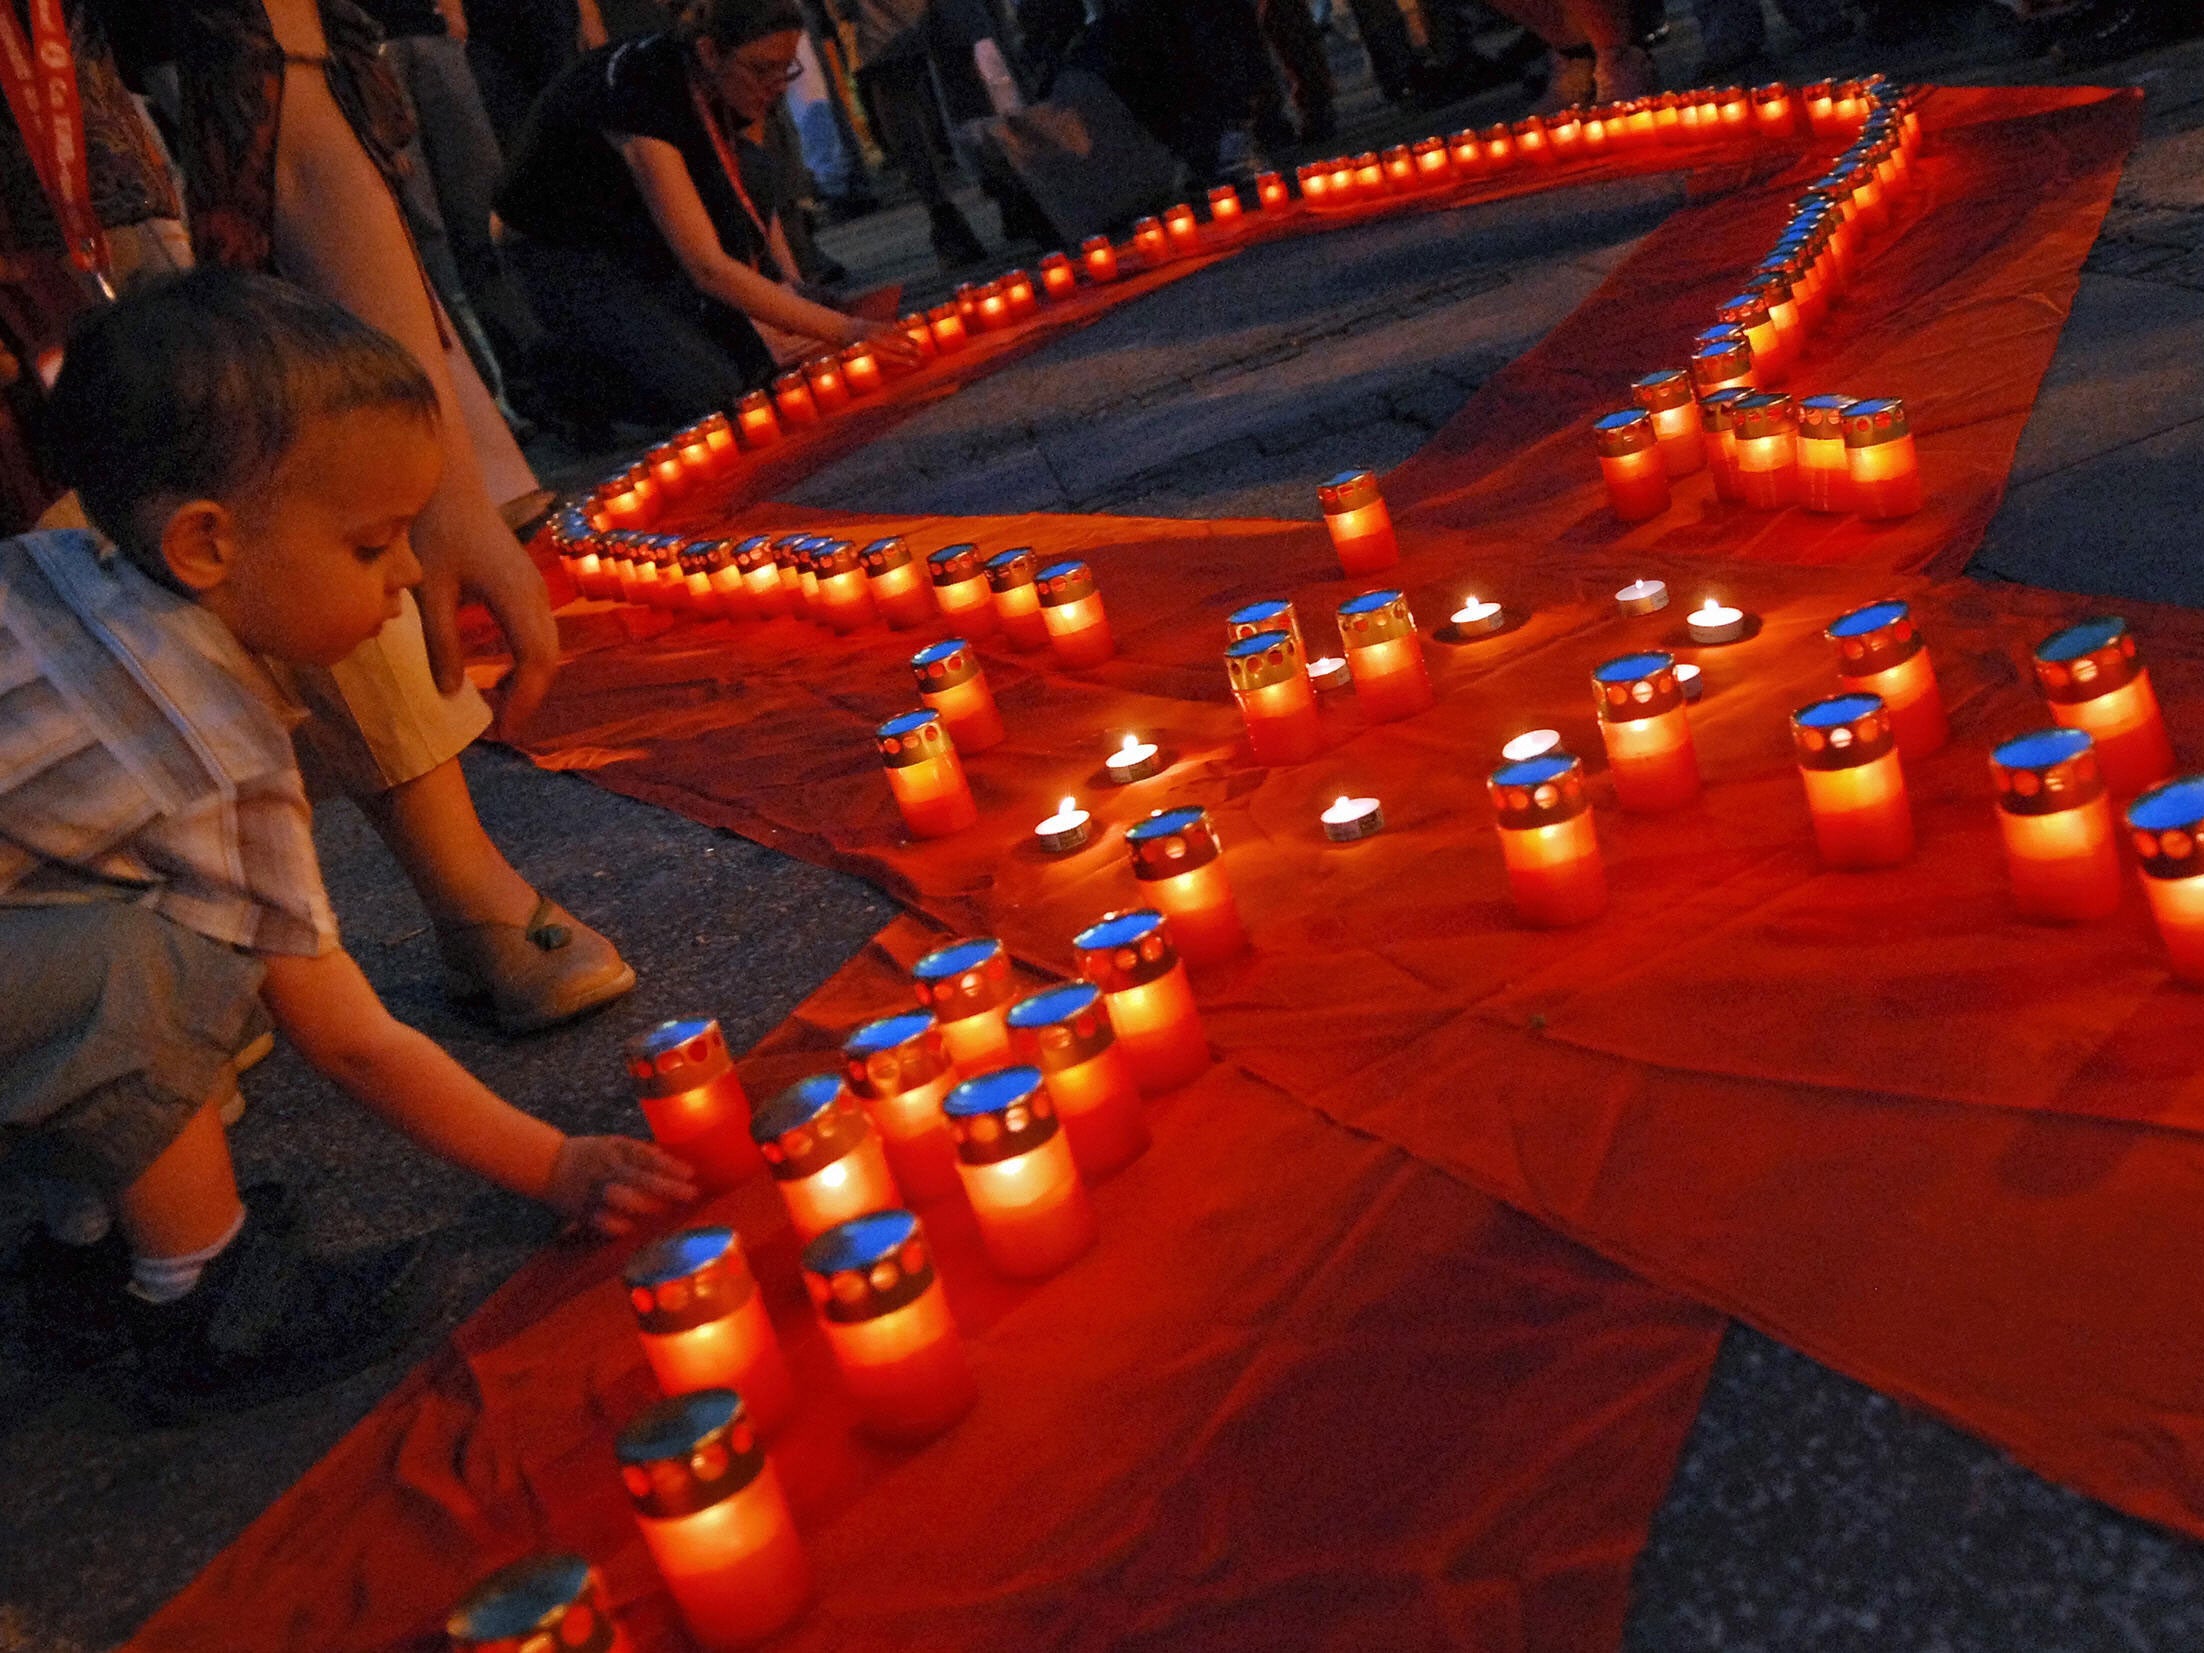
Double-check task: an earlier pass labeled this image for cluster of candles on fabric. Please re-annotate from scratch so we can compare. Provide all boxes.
[1594,76,1925,523]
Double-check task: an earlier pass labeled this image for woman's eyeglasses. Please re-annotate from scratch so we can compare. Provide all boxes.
[732,55,804,85]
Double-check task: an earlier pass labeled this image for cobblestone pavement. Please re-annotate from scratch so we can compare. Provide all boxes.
[4,13,2203,1653]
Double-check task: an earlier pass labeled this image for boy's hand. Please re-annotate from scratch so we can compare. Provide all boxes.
[546,1136,698,1236]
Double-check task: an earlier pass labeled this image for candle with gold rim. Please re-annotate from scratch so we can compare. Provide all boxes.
[1489,752,1606,926]
[647,442,689,501]
[842,1011,962,1201]
[897,311,936,362]
[924,541,996,636]
[1207,182,1244,225]
[1127,805,1245,965]
[447,1554,631,1653]
[1690,336,1755,399]
[1844,398,1922,519]
[1227,597,1303,654]
[1716,291,1785,381]
[1411,136,1451,179]
[626,1018,759,1192]
[912,936,1017,1074]
[1447,128,1480,169]
[981,546,1051,650]
[1082,234,1120,281]
[1733,392,1799,508]
[624,1228,794,1429]
[2128,778,2204,982]
[838,339,883,396]
[1163,202,1200,253]
[1594,653,1701,813]
[1003,267,1038,316]
[858,536,935,629]
[1257,170,1288,209]
[770,368,819,427]
[769,533,809,617]
[1037,559,1116,667]
[1752,81,1795,135]
[1990,730,2122,922]
[1074,909,1210,1092]
[802,1210,975,1443]
[1792,694,1912,869]
[1795,395,1858,512]
[975,281,1010,331]
[1650,93,1683,143]
[944,1066,1098,1279]
[1631,370,1705,477]
[1827,599,1946,758]
[751,1074,900,1244]
[1594,410,1671,523]
[1514,113,1554,161]
[698,410,738,474]
[2032,617,2176,797]
[1699,388,1752,503]
[1008,982,1148,1178]
[803,354,849,412]
[1478,124,1513,166]
[644,537,689,612]
[809,539,875,634]
[1317,469,1399,574]
[1039,251,1076,298]
[1132,215,1169,262]
[911,639,1005,754]
[1339,589,1433,722]
[615,1391,810,1650]
[1227,630,1326,764]
[876,709,978,839]
[1548,108,1584,153]
[927,302,968,352]
[731,534,785,619]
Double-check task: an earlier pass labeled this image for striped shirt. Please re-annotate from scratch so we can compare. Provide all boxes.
[0,531,337,957]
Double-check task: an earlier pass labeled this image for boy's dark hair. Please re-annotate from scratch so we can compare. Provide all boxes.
[41,269,439,580]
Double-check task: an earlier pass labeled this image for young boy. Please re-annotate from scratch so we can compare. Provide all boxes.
[2,269,695,1416]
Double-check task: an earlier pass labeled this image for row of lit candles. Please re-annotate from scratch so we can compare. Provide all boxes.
[440,913,1220,1650]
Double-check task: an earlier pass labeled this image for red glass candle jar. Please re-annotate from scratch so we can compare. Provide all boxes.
[625,1228,794,1430]
[603,468,652,531]
[839,340,884,396]
[843,1010,962,1202]
[897,311,936,362]
[1827,599,1947,759]
[983,546,1053,651]
[696,540,755,622]
[1227,629,1326,764]
[1752,81,1795,135]
[1227,597,1303,654]
[627,1017,758,1192]
[1795,395,1858,513]
[1762,247,1821,333]
[944,1066,1097,1279]
[927,302,968,353]
[1317,470,1398,574]
[1040,251,1076,298]
[860,536,936,629]
[599,532,640,603]
[1630,371,1705,477]
[912,936,1016,1074]
[616,1391,808,1649]
[1733,392,1799,508]
[1594,652,1702,813]
[1133,215,1169,262]
[975,280,1011,331]
[794,539,826,616]
[2128,777,2204,981]
[911,638,1005,754]
[804,355,849,412]
[752,1075,900,1244]
[1715,84,1750,131]
[1338,589,1433,722]
[1716,291,1785,381]
[1257,170,1288,208]
[1345,150,1379,195]
[877,709,978,839]
[1512,114,1553,162]
[1803,79,1837,134]
[1489,752,1607,926]
[1547,109,1584,153]
[1700,388,1752,503]
[1127,805,1246,965]
[448,1554,632,1653]
[1411,136,1451,180]
[1649,93,1683,143]
[809,539,876,634]
[2033,617,2177,797]
[675,543,721,616]
[1007,981,1148,1178]
[1792,694,1912,868]
[1594,410,1672,523]
[802,1210,975,1443]
[1842,158,1888,234]
[1690,336,1756,400]
[1991,729,2122,922]
[1447,128,1480,170]
[698,410,738,474]
[1167,202,1203,251]
[1479,124,1513,167]
[733,534,787,619]
[1843,397,1922,518]
[1004,270,1037,315]
[1623,99,1658,141]
[1327,155,1356,196]
[647,537,693,612]
[771,370,819,427]
[1296,160,1330,203]
[1037,559,1115,668]
[1207,182,1244,225]
[1073,909,1209,1092]
[648,442,690,501]
[1743,270,1804,366]
[735,391,780,452]
[771,534,811,617]
[1082,234,1120,281]
[925,542,996,638]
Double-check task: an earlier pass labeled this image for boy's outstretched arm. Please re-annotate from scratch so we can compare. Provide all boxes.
[259,946,696,1234]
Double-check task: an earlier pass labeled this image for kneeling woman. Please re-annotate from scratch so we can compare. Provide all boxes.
[496,0,912,425]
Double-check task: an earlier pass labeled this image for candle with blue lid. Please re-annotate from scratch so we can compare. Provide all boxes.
[1037,560,1115,668]
[1008,982,1148,1177]
[2032,617,2175,798]
[1792,694,1911,868]
[803,1209,975,1442]
[625,1018,758,1191]
[1073,909,1209,1092]
[859,536,935,630]
[925,542,995,637]
[447,1554,629,1653]
[750,1075,900,1244]
[1488,752,1607,926]
[1991,729,2121,922]
[1827,599,1946,758]
[623,1227,793,1430]
[876,709,978,839]
[944,1066,1098,1279]
[1127,805,1246,965]
[1227,629,1325,764]
[1593,653,1700,813]
[984,547,1052,651]
[913,936,1017,1073]
[911,639,1005,754]
[1338,589,1433,722]
[843,1011,962,1201]
[2128,777,2204,981]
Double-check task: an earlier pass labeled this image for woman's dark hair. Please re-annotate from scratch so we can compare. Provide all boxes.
[41,268,439,578]
[675,0,805,49]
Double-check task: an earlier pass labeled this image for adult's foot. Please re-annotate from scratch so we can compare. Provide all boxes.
[436,893,637,1035]
[1530,45,1596,114]
[1594,43,1660,103]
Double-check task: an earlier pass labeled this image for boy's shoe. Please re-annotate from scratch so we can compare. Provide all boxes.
[436,893,636,1035]
[125,1207,432,1422]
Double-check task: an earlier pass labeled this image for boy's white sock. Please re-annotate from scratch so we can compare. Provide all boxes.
[128,1206,247,1304]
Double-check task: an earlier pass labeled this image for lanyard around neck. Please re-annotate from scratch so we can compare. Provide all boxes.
[0,0,111,286]
[685,66,775,269]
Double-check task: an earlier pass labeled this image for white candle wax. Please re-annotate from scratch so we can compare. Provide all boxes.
[1307,655,1351,691]
[1501,729,1564,762]
[1615,578,1670,617]
[1686,599,1747,644]
[1035,796,1092,851]
[1449,598,1505,636]
[1106,736,1161,783]
[1674,662,1704,701]
[1321,795,1385,841]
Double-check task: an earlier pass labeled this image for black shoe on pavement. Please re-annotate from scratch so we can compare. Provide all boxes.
[125,1205,432,1422]
[928,203,989,273]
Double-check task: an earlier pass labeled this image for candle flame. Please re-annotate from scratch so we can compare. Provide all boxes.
[1334,795,1350,811]
[1696,597,1723,616]
[1060,796,1076,814]
[1119,734,1139,755]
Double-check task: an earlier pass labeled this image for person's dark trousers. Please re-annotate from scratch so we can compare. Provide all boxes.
[504,235,772,429]
[1259,0,1333,141]
[1340,0,1420,102]
[858,53,987,268]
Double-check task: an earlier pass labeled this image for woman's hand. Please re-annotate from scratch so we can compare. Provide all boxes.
[844,314,921,364]
[545,1135,699,1236]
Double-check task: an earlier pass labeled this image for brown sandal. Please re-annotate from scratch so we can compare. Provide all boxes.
[436,894,637,1035]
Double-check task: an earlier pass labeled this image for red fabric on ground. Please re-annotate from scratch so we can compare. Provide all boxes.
[124,918,1722,1653]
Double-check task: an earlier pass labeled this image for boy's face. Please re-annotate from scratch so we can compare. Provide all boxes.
[182,407,442,668]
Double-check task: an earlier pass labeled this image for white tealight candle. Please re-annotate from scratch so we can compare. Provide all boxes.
[1501,728,1564,762]
[1106,734,1161,783]
[1448,596,1506,637]
[1674,661,1704,701]
[1307,655,1351,692]
[1615,577,1669,617]
[1035,796,1092,852]
[1320,794,1385,842]
[1686,598,1747,644]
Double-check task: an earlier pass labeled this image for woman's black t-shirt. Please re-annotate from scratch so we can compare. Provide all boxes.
[495,32,787,282]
